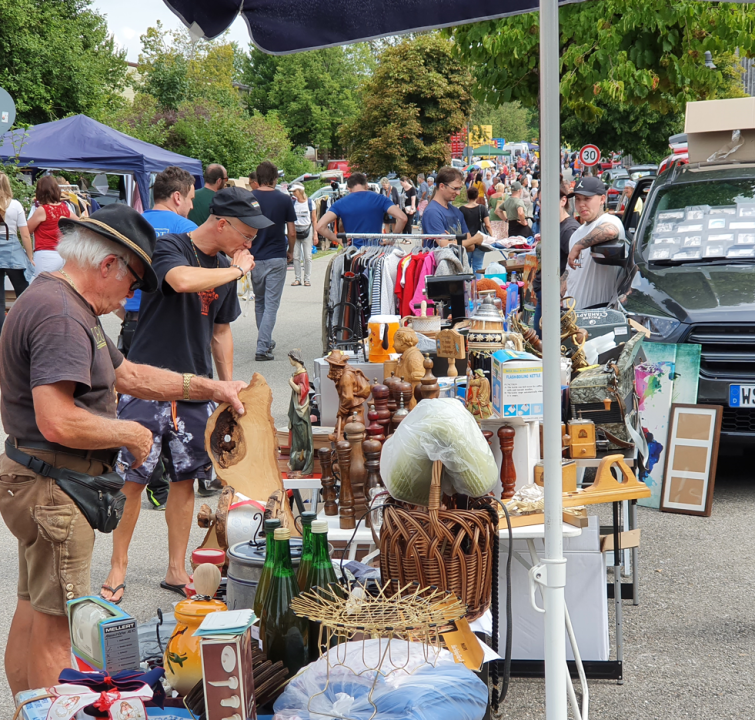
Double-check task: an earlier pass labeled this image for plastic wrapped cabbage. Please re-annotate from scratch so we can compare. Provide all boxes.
[273,640,488,720]
[380,398,498,505]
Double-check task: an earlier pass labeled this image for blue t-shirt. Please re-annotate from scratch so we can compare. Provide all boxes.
[252,189,297,261]
[125,210,198,311]
[421,200,469,247]
[329,191,393,248]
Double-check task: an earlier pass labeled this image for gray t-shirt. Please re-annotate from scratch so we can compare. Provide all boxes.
[0,273,123,444]
[504,196,526,221]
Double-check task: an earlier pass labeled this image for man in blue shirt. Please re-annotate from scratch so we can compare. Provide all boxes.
[421,166,483,254]
[317,173,407,248]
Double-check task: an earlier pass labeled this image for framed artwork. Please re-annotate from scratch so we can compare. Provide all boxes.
[660,404,722,516]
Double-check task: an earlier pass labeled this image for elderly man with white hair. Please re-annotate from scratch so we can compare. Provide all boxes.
[0,204,248,695]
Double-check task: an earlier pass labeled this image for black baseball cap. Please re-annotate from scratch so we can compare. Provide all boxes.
[209,187,274,229]
[568,176,607,198]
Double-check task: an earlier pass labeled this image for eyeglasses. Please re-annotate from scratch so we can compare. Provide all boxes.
[226,220,256,243]
[442,183,464,193]
[124,263,143,292]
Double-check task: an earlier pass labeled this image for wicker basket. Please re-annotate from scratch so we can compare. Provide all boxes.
[379,461,496,621]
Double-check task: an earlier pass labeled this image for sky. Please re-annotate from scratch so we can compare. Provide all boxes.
[90,0,252,62]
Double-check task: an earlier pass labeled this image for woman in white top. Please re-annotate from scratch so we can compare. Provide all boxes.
[0,172,34,332]
[290,183,318,286]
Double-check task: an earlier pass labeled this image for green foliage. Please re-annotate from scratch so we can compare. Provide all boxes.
[1,163,35,210]
[471,101,538,144]
[340,34,473,178]
[240,46,369,150]
[0,0,127,125]
[452,1,755,145]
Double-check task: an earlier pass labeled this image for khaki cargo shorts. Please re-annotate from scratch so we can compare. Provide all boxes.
[0,451,105,616]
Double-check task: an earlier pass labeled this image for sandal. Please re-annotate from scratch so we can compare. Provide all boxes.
[100,583,125,605]
[304,281,311,286]
[160,580,187,597]
[291,280,301,286]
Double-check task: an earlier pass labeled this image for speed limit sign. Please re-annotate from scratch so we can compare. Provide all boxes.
[579,144,601,167]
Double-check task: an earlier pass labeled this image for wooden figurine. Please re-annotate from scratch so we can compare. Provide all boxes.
[286,349,314,477]
[318,447,338,516]
[498,424,517,499]
[417,354,440,402]
[362,437,383,528]
[366,404,385,443]
[436,328,466,378]
[335,440,355,529]
[371,382,391,441]
[325,349,372,440]
[465,368,494,422]
[393,327,425,409]
[204,373,298,535]
[344,412,368,519]
[382,372,399,415]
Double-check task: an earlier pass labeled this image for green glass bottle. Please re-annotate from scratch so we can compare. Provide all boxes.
[253,518,281,620]
[296,511,318,591]
[260,527,308,677]
[303,519,341,661]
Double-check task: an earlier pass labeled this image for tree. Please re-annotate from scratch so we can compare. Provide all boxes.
[240,46,369,151]
[340,34,473,178]
[0,0,127,125]
[452,1,754,126]
[471,101,538,144]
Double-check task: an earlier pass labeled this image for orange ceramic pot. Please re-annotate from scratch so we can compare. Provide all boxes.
[164,597,227,695]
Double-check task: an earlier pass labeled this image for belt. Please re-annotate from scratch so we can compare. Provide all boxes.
[7,437,118,467]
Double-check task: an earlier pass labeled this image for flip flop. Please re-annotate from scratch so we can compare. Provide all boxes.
[100,583,125,605]
[160,580,187,597]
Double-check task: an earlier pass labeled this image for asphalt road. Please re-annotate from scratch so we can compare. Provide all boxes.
[0,253,753,718]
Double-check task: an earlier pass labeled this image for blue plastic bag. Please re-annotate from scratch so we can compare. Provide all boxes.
[273,640,488,720]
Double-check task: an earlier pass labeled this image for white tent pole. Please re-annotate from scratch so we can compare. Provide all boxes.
[539,0,568,717]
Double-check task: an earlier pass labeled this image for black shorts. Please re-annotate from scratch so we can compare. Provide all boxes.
[115,396,215,484]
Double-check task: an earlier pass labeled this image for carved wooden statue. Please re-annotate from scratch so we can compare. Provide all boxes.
[335,440,355,529]
[318,447,338,516]
[498,424,517,500]
[286,349,314,477]
[344,412,368,519]
[325,349,372,440]
[393,327,425,410]
[466,368,494,423]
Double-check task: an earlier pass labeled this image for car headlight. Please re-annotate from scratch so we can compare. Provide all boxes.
[623,311,680,341]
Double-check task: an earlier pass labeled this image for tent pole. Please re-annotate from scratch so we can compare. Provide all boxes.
[539,0,568,718]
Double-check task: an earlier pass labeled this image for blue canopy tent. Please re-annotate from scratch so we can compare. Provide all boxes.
[0,114,204,210]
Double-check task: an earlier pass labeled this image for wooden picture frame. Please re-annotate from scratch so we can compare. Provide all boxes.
[660,404,722,516]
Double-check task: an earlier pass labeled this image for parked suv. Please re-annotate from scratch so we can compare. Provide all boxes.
[592,160,755,442]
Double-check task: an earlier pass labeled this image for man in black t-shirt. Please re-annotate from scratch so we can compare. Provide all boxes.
[104,188,273,600]
[251,161,296,361]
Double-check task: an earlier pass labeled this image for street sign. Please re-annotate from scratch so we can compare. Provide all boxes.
[579,144,600,167]
[0,87,16,134]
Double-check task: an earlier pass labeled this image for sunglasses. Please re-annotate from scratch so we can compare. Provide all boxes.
[124,263,143,292]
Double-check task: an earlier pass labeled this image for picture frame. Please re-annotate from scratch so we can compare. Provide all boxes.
[660,404,722,516]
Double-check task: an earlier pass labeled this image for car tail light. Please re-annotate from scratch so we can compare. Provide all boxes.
[607,188,619,196]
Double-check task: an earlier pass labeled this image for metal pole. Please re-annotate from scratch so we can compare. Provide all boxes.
[539,0,568,717]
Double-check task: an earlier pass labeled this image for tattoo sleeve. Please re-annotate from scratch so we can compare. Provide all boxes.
[577,222,620,250]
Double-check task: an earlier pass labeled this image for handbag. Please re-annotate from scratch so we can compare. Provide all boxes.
[296,226,311,240]
[5,442,126,533]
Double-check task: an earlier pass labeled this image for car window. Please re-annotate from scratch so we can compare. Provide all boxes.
[614,179,627,190]
[640,178,755,263]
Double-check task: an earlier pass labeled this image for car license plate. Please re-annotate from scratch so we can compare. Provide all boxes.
[729,384,755,407]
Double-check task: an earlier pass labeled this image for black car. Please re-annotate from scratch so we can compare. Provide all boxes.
[592,161,755,443]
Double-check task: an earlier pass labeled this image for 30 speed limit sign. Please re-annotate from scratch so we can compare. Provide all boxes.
[579,144,601,167]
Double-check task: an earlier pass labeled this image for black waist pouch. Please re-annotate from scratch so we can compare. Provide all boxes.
[5,442,126,533]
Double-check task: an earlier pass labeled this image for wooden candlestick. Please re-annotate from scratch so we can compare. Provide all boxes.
[498,424,516,500]
[362,437,383,528]
[335,440,355,529]
[366,404,385,443]
[318,447,338,516]
[416,354,440,402]
[383,372,399,415]
[371,383,391,441]
[344,412,368,520]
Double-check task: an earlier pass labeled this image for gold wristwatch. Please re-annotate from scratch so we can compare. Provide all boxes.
[183,373,195,400]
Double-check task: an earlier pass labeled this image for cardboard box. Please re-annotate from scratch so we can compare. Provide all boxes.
[600,528,641,553]
[490,349,543,419]
[685,97,755,163]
